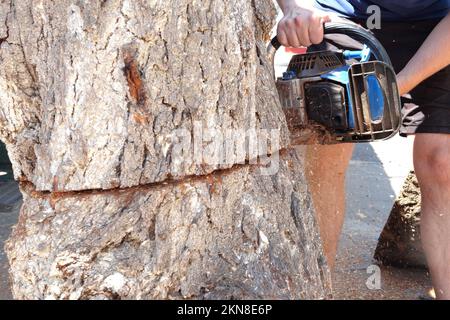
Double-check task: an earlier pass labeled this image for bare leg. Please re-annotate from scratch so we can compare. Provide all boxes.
[306,144,354,270]
[414,134,450,300]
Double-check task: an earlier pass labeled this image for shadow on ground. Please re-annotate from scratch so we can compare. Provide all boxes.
[0,159,21,300]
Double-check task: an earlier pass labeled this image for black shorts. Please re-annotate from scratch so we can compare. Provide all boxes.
[310,18,450,136]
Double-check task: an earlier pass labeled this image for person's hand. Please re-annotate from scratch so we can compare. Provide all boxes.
[277,2,331,48]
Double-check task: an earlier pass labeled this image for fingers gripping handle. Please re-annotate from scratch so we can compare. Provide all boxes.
[268,22,393,66]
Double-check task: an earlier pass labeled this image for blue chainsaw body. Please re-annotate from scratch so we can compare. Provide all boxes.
[275,44,401,142]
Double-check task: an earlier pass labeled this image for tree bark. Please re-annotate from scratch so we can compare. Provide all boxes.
[1,0,332,299]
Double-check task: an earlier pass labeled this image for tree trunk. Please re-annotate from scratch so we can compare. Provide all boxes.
[1,0,331,299]
[374,171,426,269]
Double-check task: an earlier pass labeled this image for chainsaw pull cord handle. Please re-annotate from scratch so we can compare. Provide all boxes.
[267,22,393,70]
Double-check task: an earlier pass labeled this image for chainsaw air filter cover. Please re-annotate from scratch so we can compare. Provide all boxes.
[287,51,346,78]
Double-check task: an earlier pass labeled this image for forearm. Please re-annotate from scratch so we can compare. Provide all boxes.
[397,12,450,95]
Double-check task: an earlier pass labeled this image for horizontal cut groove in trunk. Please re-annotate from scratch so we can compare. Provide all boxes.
[6,149,332,300]
[19,149,290,198]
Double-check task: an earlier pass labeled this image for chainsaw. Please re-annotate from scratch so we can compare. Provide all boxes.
[268,23,402,143]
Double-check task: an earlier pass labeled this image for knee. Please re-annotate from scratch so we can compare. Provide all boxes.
[415,149,450,187]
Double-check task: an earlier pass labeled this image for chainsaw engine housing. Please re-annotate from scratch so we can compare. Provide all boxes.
[274,41,402,143]
[269,23,401,142]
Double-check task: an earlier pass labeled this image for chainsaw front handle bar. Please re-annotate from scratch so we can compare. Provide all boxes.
[267,22,393,67]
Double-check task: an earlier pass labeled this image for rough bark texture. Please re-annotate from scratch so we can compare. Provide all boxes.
[6,149,331,300]
[1,0,332,299]
[374,171,426,269]
[0,0,289,191]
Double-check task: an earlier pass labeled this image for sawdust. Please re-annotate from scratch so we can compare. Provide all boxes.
[333,234,432,300]
[289,125,337,146]
[374,171,426,268]
[282,106,338,146]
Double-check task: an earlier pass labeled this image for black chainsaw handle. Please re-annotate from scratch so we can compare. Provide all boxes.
[268,22,392,66]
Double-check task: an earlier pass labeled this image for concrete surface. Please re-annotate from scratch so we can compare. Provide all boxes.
[333,136,432,300]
